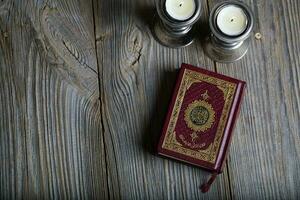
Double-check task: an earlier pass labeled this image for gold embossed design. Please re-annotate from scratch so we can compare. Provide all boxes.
[184,100,215,132]
[162,69,237,164]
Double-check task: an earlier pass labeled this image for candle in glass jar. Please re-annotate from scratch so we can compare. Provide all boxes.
[216,5,248,36]
[165,0,196,21]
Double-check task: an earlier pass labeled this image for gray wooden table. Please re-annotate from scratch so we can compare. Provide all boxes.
[0,0,299,199]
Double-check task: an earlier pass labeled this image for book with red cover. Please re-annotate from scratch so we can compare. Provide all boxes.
[157,63,246,177]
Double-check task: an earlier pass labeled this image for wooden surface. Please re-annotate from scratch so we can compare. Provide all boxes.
[0,0,299,199]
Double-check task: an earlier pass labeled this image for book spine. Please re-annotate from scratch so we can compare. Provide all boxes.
[216,81,246,172]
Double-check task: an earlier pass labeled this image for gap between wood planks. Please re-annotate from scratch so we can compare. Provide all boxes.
[91,0,111,199]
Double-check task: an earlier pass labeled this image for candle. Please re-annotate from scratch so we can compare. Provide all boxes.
[153,0,202,47]
[165,0,196,21]
[216,5,248,36]
[204,1,254,62]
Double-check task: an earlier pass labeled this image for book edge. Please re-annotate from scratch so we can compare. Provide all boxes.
[215,81,246,172]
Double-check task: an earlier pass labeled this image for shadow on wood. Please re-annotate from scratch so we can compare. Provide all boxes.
[141,67,178,155]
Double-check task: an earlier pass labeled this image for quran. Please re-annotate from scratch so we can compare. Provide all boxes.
[157,64,246,191]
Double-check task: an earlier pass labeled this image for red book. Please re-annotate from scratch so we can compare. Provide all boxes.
[157,63,246,192]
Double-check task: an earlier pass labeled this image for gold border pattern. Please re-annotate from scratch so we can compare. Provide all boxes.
[162,69,237,164]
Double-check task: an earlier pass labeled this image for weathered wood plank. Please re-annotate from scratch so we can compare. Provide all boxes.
[94,0,231,199]
[2,0,299,198]
[0,0,108,199]
[207,0,300,199]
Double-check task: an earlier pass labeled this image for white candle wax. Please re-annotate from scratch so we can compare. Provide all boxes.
[165,0,196,21]
[216,5,248,36]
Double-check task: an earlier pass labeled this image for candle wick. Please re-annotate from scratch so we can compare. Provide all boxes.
[179,3,182,7]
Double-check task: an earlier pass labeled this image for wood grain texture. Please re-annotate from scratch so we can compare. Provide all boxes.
[0,0,108,199]
[207,0,300,199]
[1,0,300,199]
[94,0,231,199]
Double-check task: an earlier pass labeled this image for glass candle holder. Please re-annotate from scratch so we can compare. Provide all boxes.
[203,1,254,62]
[153,0,202,48]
